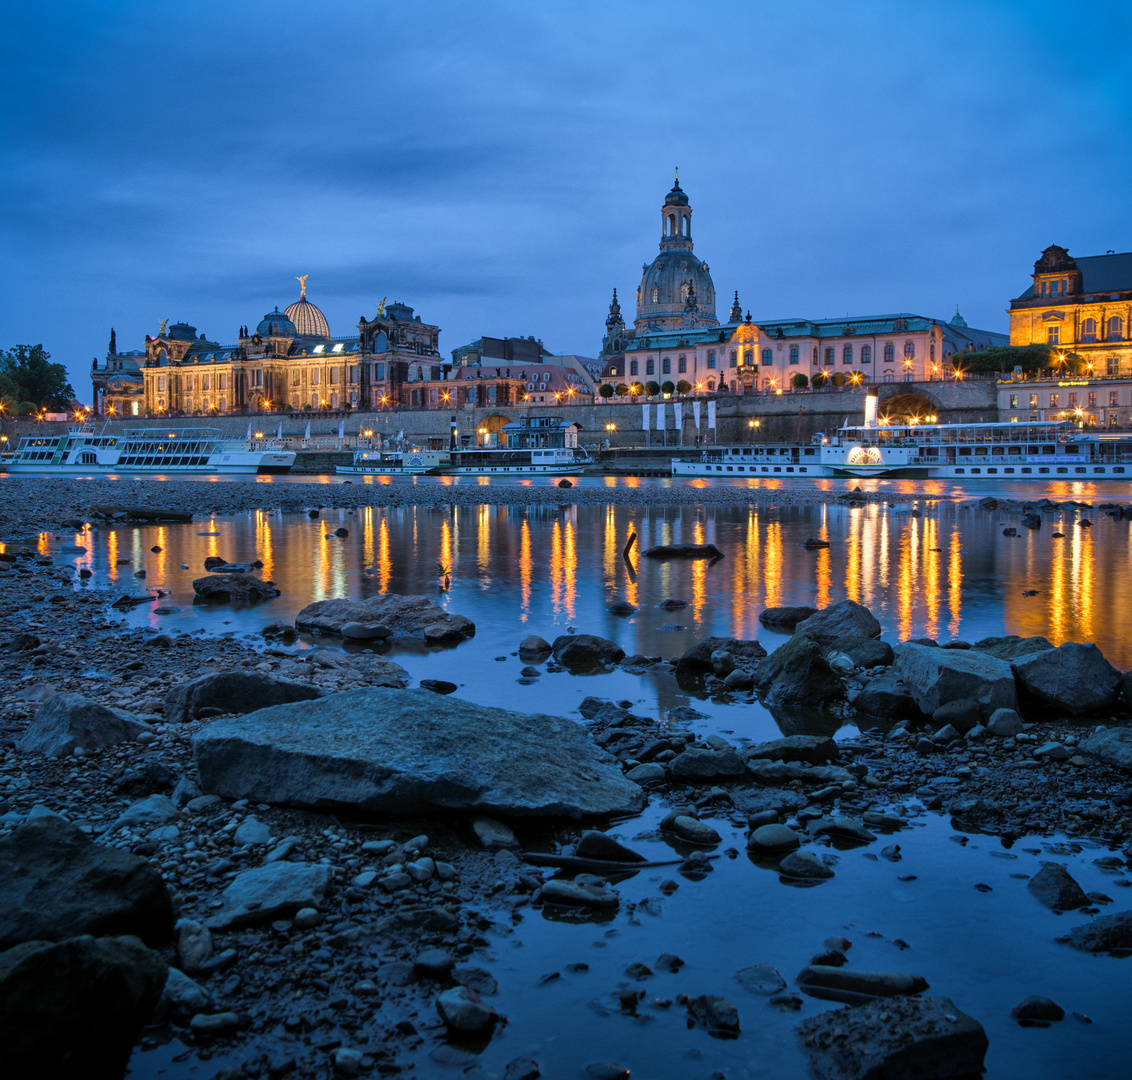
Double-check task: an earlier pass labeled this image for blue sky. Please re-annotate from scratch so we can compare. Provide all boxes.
[2,0,1130,402]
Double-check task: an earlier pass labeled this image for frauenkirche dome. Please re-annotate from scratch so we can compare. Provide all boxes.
[284,277,331,338]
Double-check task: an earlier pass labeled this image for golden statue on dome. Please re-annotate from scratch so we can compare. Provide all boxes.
[158,319,168,336]
[295,274,308,298]
[377,297,387,316]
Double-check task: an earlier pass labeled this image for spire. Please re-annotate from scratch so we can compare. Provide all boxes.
[730,291,742,323]
[607,288,622,323]
[108,328,116,354]
[950,304,968,328]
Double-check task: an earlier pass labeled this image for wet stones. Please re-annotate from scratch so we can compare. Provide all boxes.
[518,634,552,661]
[894,642,1017,715]
[574,831,646,863]
[16,692,150,758]
[734,963,787,996]
[796,966,929,999]
[794,600,882,644]
[674,636,766,680]
[1012,996,1065,1024]
[687,994,740,1033]
[746,735,839,765]
[1028,864,1090,910]
[0,817,174,950]
[986,708,1024,737]
[753,632,844,709]
[192,573,280,603]
[164,670,326,724]
[1012,642,1122,715]
[798,996,988,1079]
[295,593,475,644]
[778,851,834,881]
[473,817,520,850]
[551,634,624,671]
[1058,910,1132,953]
[747,824,801,855]
[758,605,817,630]
[541,879,620,909]
[668,746,745,782]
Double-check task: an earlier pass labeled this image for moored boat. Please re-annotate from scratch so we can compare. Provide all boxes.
[4,425,295,475]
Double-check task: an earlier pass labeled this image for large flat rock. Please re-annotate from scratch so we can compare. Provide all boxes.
[1079,728,1132,771]
[894,642,1016,715]
[794,600,881,644]
[17,692,150,757]
[294,593,474,644]
[0,817,174,950]
[193,687,644,818]
[1012,642,1121,715]
[164,671,325,724]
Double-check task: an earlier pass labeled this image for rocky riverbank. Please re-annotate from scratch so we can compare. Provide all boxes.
[1,510,1131,1078]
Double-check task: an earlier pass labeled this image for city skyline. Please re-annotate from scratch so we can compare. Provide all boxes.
[3,0,1130,402]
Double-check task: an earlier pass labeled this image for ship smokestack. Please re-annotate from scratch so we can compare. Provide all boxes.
[864,390,878,429]
[450,416,458,450]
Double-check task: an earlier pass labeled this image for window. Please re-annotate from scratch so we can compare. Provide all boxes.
[1108,316,1123,340]
[678,355,686,373]
[291,369,301,386]
[157,375,166,392]
[219,397,226,412]
[630,360,639,375]
[930,342,935,361]
[186,375,194,390]
[742,349,752,367]
[730,351,738,368]
[1010,394,1018,408]
[348,366,357,384]
[884,343,894,363]
[252,370,263,387]
[1047,324,1059,346]
[376,362,385,380]
[202,374,210,391]
[218,374,226,390]
[904,341,915,359]
[646,358,655,375]
[1081,318,1097,343]
[813,347,819,365]
[789,346,799,365]
[1068,392,1078,407]
[706,351,716,369]
[1049,393,1059,408]
[651,287,659,303]
[330,367,339,385]
[762,348,772,365]
[1089,391,1097,407]
[1029,393,1038,407]
[860,345,871,364]
[662,357,671,374]
[312,369,322,386]
[843,344,853,364]
[824,348,834,366]
[1111,390,1120,406]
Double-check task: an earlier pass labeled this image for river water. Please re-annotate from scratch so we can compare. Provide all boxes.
[11,489,1129,1079]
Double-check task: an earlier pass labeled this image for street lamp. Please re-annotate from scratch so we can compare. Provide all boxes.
[748,418,759,444]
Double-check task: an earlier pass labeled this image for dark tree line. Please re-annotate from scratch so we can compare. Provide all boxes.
[0,345,77,414]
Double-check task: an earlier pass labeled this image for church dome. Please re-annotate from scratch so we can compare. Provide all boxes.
[636,253,716,326]
[663,180,689,207]
[255,307,298,338]
[285,295,331,338]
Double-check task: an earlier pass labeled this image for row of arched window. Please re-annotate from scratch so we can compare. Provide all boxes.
[1080,316,1123,343]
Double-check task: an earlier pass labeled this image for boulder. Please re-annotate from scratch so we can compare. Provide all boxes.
[1058,910,1132,953]
[894,642,1016,715]
[436,985,498,1033]
[206,863,333,931]
[854,671,923,721]
[294,593,474,644]
[0,934,168,1078]
[747,824,801,854]
[794,600,881,644]
[795,966,928,998]
[759,606,818,630]
[192,574,280,604]
[0,817,173,950]
[675,636,767,679]
[798,996,988,1079]
[931,698,982,735]
[642,543,723,560]
[828,635,894,669]
[541,880,620,908]
[753,633,844,709]
[1079,728,1132,771]
[668,747,746,781]
[551,634,624,670]
[1012,996,1064,1023]
[575,831,646,864]
[164,671,327,724]
[340,622,391,641]
[1012,642,1121,715]
[194,687,644,818]
[745,735,838,765]
[1028,864,1089,910]
[16,692,150,758]
[779,851,834,880]
[518,635,552,660]
[971,635,1055,660]
[986,708,1024,737]
[688,994,740,1033]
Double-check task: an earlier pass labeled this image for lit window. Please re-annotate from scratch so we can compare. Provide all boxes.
[1049,393,1059,407]
[1047,325,1059,345]
[1068,392,1077,407]
[651,287,659,303]
[1108,316,1123,340]
[313,344,325,354]
[333,343,344,353]
[1029,393,1038,407]
[904,341,915,359]
[1088,391,1097,407]
[1082,318,1097,343]
[1110,390,1119,405]
[1010,394,1018,408]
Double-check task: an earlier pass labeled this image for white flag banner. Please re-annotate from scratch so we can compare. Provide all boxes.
[245,423,252,440]
[693,400,702,428]
[304,420,311,439]
[276,421,284,440]
[642,403,651,431]
[656,403,666,430]
[673,402,683,431]
[707,400,717,429]
[338,419,345,440]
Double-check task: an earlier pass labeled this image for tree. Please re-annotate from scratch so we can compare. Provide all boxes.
[614,383,629,398]
[791,373,808,390]
[949,343,1082,374]
[813,370,829,387]
[629,382,644,397]
[0,345,76,410]
[598,383,615,399]
[645,380,661,397]
[661,380,675,395]
[676,380,691,395]
[831,372,848,387]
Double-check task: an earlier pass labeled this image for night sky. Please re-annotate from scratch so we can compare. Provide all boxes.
[3,0,1130,403]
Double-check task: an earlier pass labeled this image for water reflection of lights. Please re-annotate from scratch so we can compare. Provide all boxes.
[947,527,962,640]
[520,518,532,620]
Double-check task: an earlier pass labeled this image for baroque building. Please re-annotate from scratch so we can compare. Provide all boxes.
[999,245,1132,427]
[99,282,445,417]
[599,178,1006,395]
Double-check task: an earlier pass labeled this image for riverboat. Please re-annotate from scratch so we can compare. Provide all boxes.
[4,425,295,475]
[672,419,1132,480]
[336,448,450,475]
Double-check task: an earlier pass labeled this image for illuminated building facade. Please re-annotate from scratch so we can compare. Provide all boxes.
[101,286,444,417]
